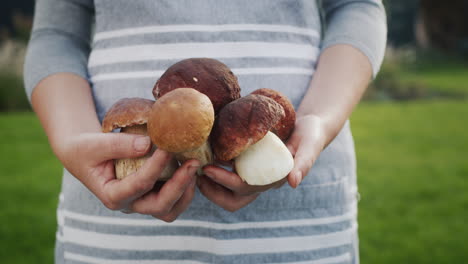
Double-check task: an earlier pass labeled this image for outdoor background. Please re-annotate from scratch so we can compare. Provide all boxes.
[1,0,467,263]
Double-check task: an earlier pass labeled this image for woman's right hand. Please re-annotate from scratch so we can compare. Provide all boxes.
[58,132,199,222]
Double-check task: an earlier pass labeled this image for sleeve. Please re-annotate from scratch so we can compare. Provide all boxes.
[23,0,94,100]
[320,0,387,77]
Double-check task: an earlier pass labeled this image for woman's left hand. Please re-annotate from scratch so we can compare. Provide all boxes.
[198,165,287,212]
[198,114,328,212]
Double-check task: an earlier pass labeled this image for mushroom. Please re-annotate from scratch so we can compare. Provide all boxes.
[251,88,296,141]
[211,94,295,185]
[153,58,241,113]
[102,98,178,180]
[147,88,215,175]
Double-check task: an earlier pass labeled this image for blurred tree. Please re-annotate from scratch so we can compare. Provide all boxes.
[416,0,468,55]
[384,0,419,47]
[0,0,34,40]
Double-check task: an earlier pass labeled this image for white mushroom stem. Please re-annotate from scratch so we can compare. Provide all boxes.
[234,131,294,186]
[116,125,178,180]
[175,141,213,176]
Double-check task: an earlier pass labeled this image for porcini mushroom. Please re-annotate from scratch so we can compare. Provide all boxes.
[147,88,215,175]
[153,58,241,113]
[102,98,178,180]
[251,88,296,141]
[211,94,294,185]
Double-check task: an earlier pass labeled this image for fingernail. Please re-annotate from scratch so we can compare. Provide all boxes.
[134,136,150,152]
[295,171,302,187]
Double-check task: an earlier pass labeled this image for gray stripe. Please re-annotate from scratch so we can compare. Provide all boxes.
[93,31,319,49]
[64,218,352,238]
[95,0,320,32]
[62,243,351,263]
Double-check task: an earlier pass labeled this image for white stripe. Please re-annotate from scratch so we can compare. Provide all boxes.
[58,224,356,254]
[91,67,315,82]
[91,71,164,82]
[64,252,205,264]
[63,251,350,264]
[94,24,319,41]
[60,206,355,230]
[88,42,319,67]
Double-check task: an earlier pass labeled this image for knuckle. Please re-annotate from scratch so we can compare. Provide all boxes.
[152,204,171,216]
[160,214,178,223]
[224,203,240,213]
[102,198,119,211]
[103,192,122,210]
[159,206,172,216]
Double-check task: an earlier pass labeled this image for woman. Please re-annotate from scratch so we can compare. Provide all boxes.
[24,0,386,263]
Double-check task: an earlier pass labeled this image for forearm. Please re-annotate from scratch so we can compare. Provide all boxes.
[296,44,372,145]
[31,73,101,158]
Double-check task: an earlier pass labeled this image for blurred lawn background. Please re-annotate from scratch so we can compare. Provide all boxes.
[1,0,467,263]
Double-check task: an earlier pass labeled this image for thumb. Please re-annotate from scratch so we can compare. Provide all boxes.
[285,130,301,156]
[83,133,152,163]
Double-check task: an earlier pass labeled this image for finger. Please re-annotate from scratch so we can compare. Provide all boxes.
[82,133,152,164]
[101,149,173,209]
[197,176,258,212]
[285,130,301,156]
[203,165,283,195]
[203,165,247,193]
[155,178,197,222]
[129,160,199,215]
[288,139,317,188]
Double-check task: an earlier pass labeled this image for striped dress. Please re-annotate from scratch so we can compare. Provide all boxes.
[24,0,387,263]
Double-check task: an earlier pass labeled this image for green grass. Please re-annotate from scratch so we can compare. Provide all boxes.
[351,100,468,263]
[0,113,61,263]
[0,74,31,111]
[1,101,467,263]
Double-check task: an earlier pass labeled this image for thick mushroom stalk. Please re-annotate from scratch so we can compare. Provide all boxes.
[102,98,178,180]
[212,94,295,186]
[235,131,294,185]
[147,88,215,175]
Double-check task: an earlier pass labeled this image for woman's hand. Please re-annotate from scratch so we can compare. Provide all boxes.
[198,115,327,212]
[285,115,328,188]
[59,132,199,222]
[198,165,286,212]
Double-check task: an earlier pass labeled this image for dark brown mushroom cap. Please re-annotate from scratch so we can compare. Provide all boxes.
[251,88,296,141]
[102,98,154,133]
[147,88,215,153]
[211,94,285,161]
[153,58,241,113]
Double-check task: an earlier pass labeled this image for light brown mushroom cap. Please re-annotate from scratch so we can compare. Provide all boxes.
[153,58,241,113]
[211,94,285,161]
[251,88,296,141]
[102,98,154,133]
[147,88,215,153]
